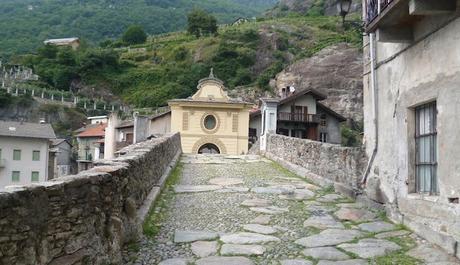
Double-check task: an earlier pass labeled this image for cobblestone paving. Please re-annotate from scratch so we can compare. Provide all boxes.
[123,154,460,265]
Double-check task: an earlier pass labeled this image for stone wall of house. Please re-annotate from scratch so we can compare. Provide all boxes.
[0,133,182,265]
[362,14,460,258]
[265,133,366,197]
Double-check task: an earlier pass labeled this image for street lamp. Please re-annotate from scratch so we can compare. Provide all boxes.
[337,0,352,26]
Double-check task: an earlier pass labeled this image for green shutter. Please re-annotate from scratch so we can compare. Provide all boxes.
[13,150,21,160]
[32,151,40,161]
[31,171,39,182]
[12,171,20,182]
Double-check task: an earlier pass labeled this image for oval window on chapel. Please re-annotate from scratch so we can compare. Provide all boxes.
[204,115,217,130]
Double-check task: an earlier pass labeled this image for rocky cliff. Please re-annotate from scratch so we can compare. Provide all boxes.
[0,99,87,137]
[272,43,363,122]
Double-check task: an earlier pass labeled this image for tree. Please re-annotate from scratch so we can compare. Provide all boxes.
[37,45,58,59]
[57,48,76,66]
[122,25,147,45]
[187,9,218,38]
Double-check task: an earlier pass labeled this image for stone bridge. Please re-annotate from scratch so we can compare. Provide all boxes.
[0,134,458,265]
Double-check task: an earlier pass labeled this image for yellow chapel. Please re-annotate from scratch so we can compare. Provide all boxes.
[168,70,252,155]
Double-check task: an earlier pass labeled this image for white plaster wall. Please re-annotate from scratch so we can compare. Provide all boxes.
[249,115,262,138]
[0,136,49,190]
[278,94,317,114]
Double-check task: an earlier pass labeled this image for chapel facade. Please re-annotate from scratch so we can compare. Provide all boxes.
[168,71,252,155]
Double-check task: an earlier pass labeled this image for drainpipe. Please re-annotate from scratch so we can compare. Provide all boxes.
[361,32,379,185]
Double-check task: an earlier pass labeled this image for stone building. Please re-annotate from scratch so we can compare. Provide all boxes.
[249,89,346,145]
[362,0,460,258]
[168,71,252,154]
[0,121,56,190]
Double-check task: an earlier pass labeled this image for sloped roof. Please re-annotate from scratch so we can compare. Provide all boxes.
[51,138,72,147]
[0,121,56,139]
[77,123,106,138]
[278,89,327,105]
[317,102,347,122]
[44,37,79,44]
[116,120,134,129]
[150,110,171,121]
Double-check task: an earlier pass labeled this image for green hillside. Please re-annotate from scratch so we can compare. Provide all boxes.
[0,0,277,57]
[16,13,361,109]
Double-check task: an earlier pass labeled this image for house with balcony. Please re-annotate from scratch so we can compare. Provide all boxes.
[75,123,106,172]
[0,121,56,191]
[249,88,346,145]
[362,0,460,259]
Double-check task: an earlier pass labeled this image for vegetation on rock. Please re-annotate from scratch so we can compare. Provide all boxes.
[13,10,361,109]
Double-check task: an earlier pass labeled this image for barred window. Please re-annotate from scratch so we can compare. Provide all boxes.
[415,102,438,194]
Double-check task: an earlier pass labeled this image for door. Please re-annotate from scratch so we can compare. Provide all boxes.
[307,126,318,140]
[126,133,134,144]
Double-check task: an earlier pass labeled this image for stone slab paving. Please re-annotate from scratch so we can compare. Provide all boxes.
[123,154,460,265]
[335,208,377,222]
[174,231,219,243]
[243,224,277,234]
[240,198,271,207]
[295,229,364,248]
[316,259,368,265]
[407,245,460,263]
[220,244,266,256]
[208,177,244,186]
[338,238,402,258]
[280,259,313,265]
[374,230,411,239]
[302,247,350,261]
[251,214,271,225]
[357,221,396,233]
[249,206,289,215]
[174,185,222,193]
[195,256,254,265]
[190,241,218,257]
[220,232,280,244]
[303,215,344,229]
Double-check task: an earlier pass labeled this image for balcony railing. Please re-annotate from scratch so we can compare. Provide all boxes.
[365,0,394,25]
[277,112,319,123]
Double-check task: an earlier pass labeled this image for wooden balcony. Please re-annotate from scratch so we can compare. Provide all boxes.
[364,0,457,40]
[277,112,320,123]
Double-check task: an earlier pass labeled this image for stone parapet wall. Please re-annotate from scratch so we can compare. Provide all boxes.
[265,134,366,196]
[0,133,182,265]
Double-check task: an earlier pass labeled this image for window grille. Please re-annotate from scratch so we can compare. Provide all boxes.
[415,102,438,194]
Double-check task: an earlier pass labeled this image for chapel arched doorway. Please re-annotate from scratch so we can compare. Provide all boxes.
[198,143,221,154]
